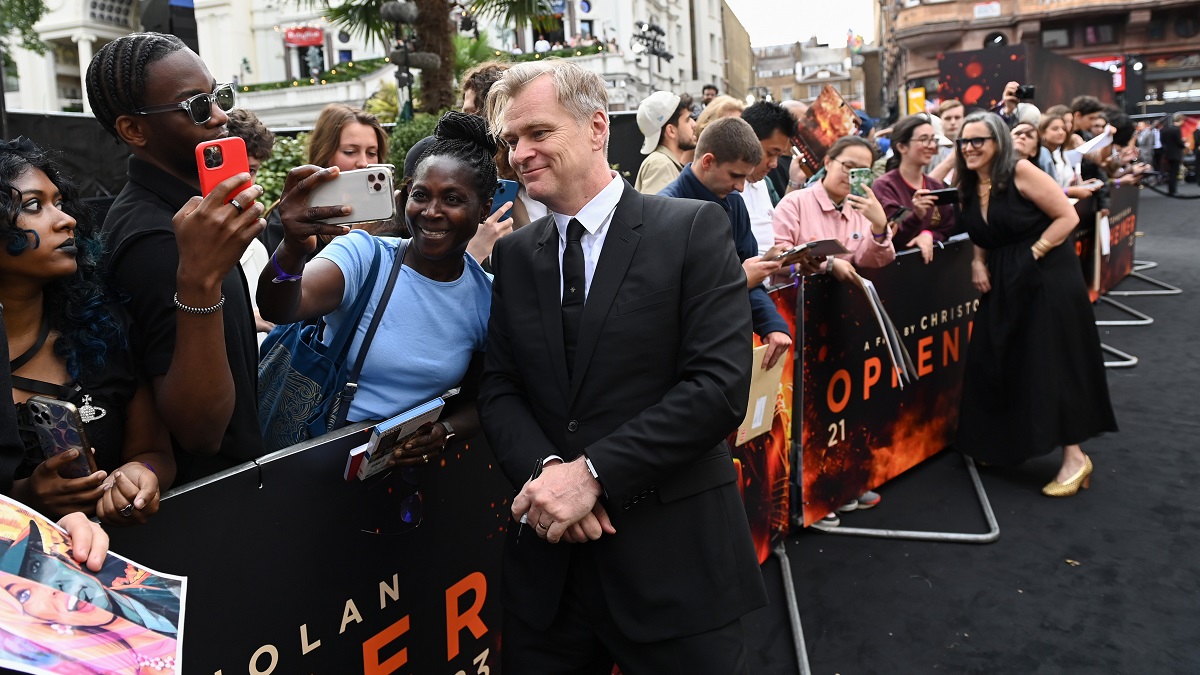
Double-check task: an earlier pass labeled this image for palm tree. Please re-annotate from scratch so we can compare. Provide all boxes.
[293,0,455,113]
[467,0,555,50]
[453,29,504,85]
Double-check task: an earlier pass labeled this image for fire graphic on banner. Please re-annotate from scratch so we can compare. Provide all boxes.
[796,242,981,526]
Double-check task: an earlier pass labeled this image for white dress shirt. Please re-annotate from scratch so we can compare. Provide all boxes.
[740,179,776,255]
[553,172,623,301]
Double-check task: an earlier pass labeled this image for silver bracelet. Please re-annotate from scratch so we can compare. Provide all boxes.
[173,293,226,315]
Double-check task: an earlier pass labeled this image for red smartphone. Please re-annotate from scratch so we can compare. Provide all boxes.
[196,137,252,203]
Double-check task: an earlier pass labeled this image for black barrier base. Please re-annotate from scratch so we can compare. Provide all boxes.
[1100,343,1139,368]
[801,454,1000,543]
[773,542,811,675]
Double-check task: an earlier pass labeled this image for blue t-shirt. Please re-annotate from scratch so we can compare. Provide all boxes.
[316,230,491,422]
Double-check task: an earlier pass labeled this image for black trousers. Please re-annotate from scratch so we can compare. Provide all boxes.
[1166,159,1181,195]
[501,550,750,675]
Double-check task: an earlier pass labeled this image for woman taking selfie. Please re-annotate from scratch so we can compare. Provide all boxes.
[872,114,958,263]
[258,112,494,466]
[1,139,172,523]
[954,112,1116,496]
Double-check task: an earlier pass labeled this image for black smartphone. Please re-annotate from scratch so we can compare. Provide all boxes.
[1015,84,1036,100]
[23,396,98,479]
[888,206,912,223]
[928,187,959,205]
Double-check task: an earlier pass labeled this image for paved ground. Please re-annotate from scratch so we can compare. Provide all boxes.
[745,179,1200,675]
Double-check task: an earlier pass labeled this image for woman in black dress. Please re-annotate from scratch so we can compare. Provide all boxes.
[954,112,1117,496]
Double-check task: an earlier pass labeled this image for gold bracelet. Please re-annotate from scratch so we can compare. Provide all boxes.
[1034,238,1053,252]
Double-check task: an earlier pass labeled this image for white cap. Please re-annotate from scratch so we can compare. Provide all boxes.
[637,91,682,155]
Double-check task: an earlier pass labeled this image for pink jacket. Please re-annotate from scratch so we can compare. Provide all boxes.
[771,181,895,269]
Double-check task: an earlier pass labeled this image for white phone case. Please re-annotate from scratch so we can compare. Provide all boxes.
[309,166,396,225]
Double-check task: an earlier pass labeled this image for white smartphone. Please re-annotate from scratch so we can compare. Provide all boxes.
[309,166,397,225]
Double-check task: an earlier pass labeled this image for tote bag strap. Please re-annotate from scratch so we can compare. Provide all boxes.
[332,239,408,429]
[325,241,384,363]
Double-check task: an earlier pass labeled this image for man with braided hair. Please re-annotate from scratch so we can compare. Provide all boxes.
[85,32,269,483]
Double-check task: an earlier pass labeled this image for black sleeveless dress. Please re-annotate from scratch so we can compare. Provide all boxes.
[956,182,1117,464]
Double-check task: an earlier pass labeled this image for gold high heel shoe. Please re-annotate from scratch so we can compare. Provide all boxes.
[1042,455,1093,497]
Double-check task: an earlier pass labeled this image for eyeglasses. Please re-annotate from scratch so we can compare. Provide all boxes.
[1012,129,1037,139]
[831,157,868,173]
[908,135,938,146]
[956,136,995,150]
[133,83,236,125]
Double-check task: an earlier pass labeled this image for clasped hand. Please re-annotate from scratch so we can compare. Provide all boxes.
[512,458,614,544]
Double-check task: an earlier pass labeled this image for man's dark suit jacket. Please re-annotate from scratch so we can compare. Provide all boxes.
[1161,123,1184,162]
[478,182,767,643]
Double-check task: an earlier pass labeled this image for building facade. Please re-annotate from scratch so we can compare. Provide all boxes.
[752,39,867,107]
[721,0,752,99]
[880,0,1200,116]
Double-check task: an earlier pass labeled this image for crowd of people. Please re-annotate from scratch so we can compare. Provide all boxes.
[0,29,1146,671]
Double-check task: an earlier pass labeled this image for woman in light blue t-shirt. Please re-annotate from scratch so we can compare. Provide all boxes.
[259,112,500,467]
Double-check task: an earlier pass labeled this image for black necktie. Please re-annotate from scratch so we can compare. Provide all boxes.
[562,218,586,378]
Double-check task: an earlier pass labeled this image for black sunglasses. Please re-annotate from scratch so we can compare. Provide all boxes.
[134,83,236,125]
[956,136,995,150]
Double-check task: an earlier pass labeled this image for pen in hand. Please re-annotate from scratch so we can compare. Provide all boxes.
[516,457,545,543]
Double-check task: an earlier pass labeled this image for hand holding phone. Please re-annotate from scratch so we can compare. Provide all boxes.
[309,166,397,225]
[24,396,99,479]
[888,205,912,224]
[849,168,872,198]
[196,138,253,203]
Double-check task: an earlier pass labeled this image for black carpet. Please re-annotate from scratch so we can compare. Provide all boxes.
[746,182,1200,674]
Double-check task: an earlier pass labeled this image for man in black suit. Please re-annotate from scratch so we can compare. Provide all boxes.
[1160,113,1186,196]
[481,60,766,673]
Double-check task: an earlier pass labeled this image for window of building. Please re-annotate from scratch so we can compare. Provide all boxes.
[1083,24,1116,45]
[1041,28,1071,48]
[1176,16,1198,38]
[808,84,822,98]
[782,86,793,100]
[983,32,1007,48]
[710,33,716,56]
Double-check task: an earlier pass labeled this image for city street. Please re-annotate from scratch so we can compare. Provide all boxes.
[747,180,1200,674]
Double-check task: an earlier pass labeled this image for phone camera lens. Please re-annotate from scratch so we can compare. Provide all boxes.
[373,183,382,192]
[203,146,224,169]
[368,174,376,183]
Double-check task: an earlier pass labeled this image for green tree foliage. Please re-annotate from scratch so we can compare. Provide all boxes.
[293,0,455,114]
[0,0,49,54]
[257,133,309,205]
[453,29,505,85]
[467,0,555,38]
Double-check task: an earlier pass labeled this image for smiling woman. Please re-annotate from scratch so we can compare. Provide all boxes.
[258,111,497,467]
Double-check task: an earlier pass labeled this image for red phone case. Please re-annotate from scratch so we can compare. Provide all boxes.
[196,137,252,203]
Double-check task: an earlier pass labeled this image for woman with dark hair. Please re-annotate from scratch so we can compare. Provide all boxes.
[955,111,1116,496]
[1,138,173,523]
[258,112,496,465]
[872,114,958,263]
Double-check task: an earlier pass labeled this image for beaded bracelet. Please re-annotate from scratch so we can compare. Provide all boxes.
[173,293,225,315]
[270,251,303,283]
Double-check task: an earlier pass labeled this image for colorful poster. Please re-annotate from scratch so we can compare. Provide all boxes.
[796,241,980,526]
[0,495,185,675]
[793,85,860,173]
[728,285,797,563]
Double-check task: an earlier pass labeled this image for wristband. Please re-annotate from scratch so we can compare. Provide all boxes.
[173,293,225,315]
[787,180,801,189]
[140,462,156,474]
[270,251,303,283]
[920,229,934,238]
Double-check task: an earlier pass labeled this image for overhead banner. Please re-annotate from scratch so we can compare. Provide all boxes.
[107,427,509,674]
[796,240,980,526]
[285,26,325,47]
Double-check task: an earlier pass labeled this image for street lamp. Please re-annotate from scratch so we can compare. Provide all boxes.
[630,20,672,90]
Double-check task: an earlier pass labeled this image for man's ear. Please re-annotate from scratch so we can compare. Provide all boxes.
[114,114,149,149]
[663,123,677,143]
[697,152,714,172]
[590,110,608,151]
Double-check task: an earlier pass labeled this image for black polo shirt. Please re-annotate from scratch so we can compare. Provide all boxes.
[102,156,265,484]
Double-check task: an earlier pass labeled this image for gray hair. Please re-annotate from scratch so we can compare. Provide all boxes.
[485,60,609,135]
[955,111,1017,203]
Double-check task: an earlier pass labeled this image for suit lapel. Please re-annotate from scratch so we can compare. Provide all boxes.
[569,185,643,402]
[531,216,571,399]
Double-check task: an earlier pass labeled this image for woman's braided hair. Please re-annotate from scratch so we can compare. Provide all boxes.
[85,32,188,141]
[415,111,500,201]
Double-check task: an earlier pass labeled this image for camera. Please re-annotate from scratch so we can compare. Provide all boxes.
[203,145,224,169]
[1015,84,1036,101]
